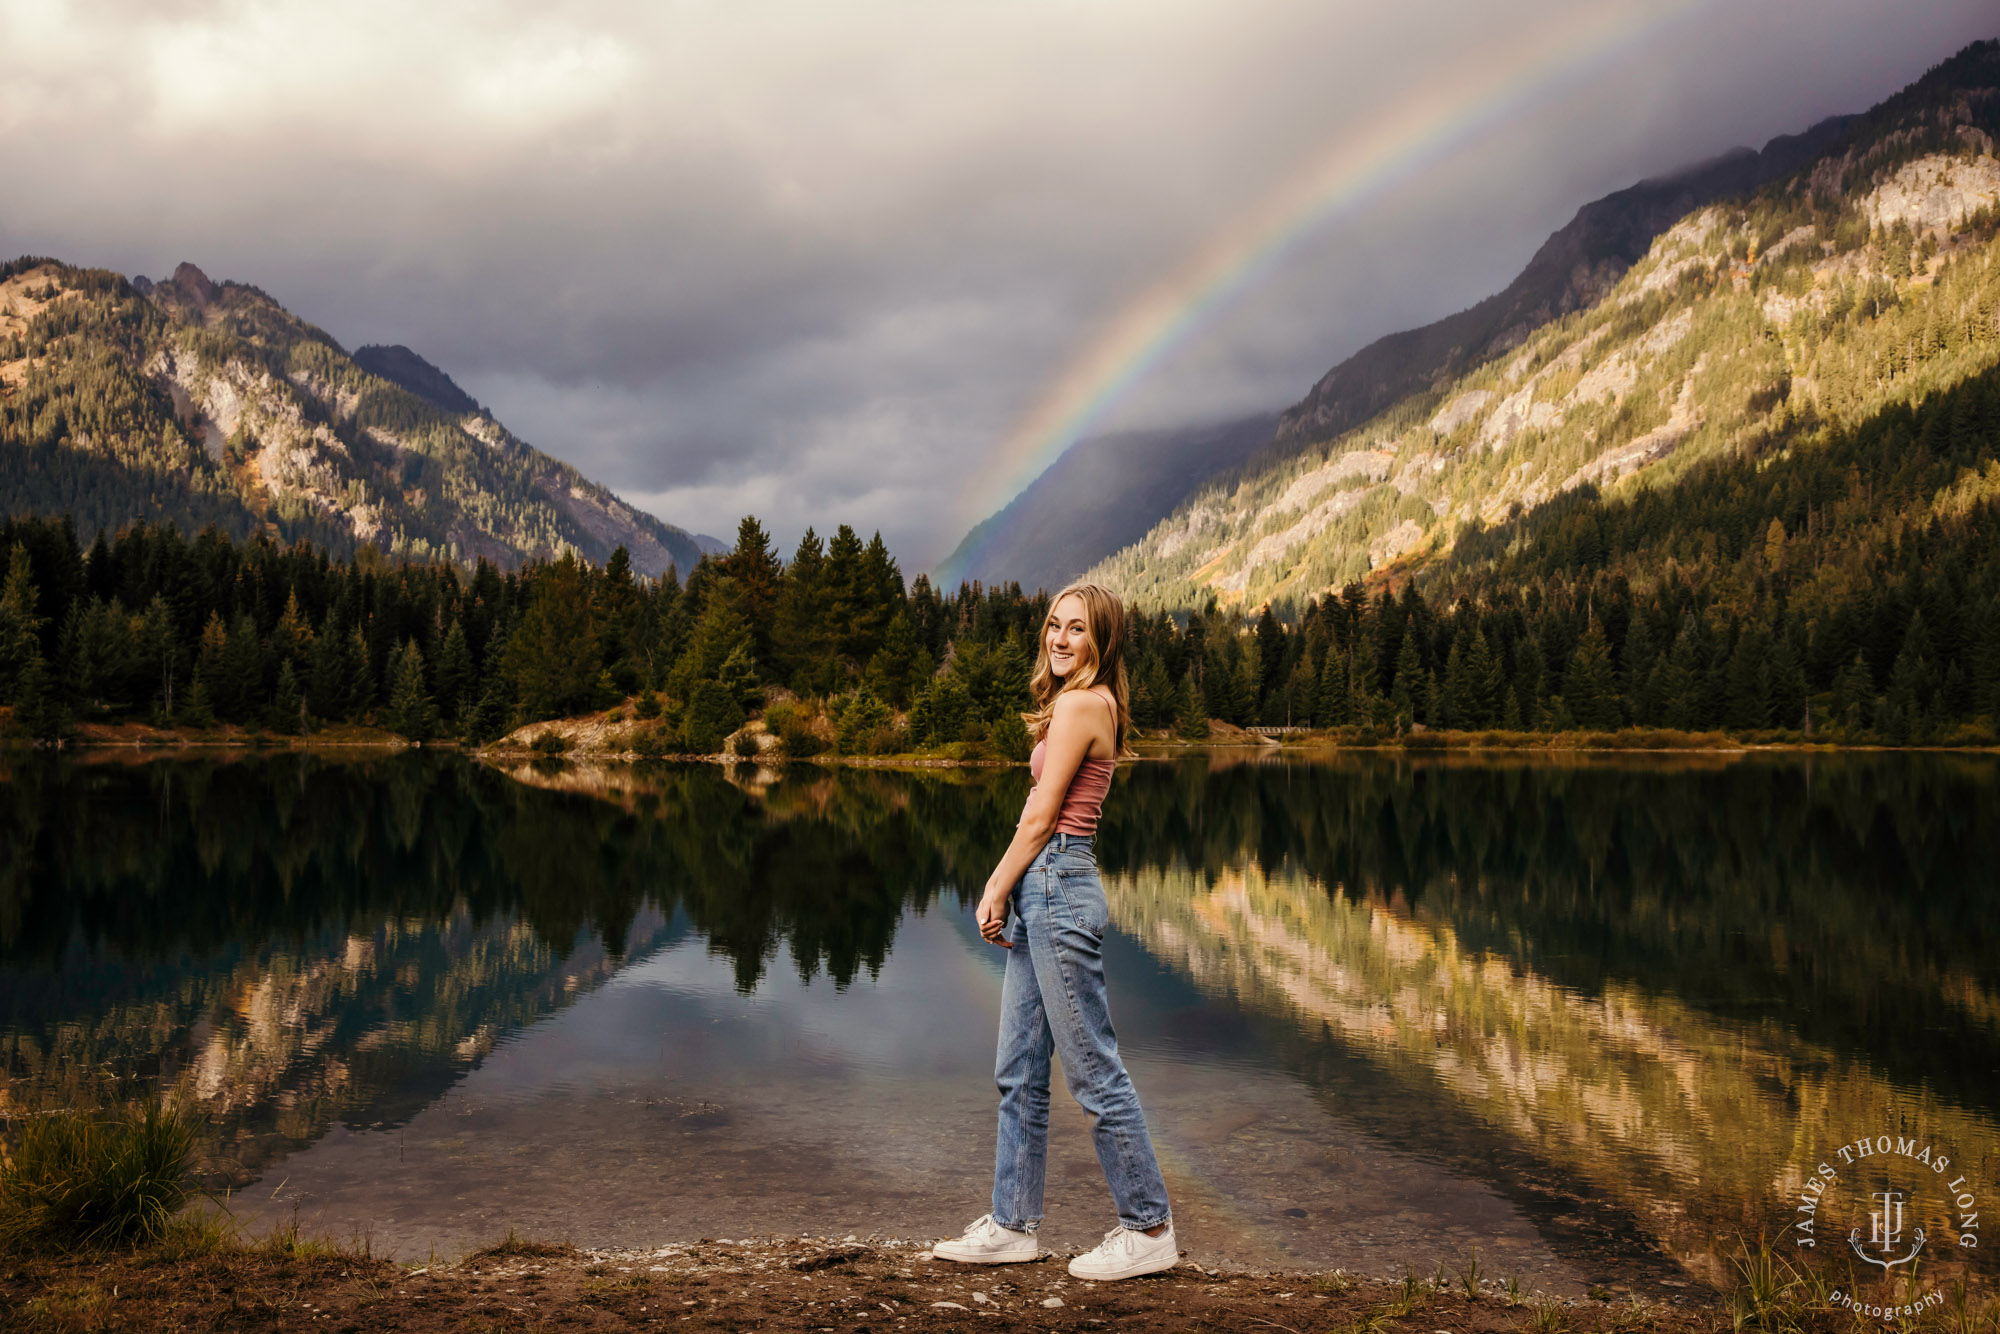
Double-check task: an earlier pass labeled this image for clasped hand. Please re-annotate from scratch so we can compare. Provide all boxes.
[976,883,1012,948]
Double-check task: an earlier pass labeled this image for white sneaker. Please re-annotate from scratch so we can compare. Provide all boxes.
[1068,1220,1178,1280]
[933,1214,1040,1264]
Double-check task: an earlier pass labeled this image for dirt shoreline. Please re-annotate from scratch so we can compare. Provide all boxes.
[16,724,1998,765]
[5,1233,1727,1333]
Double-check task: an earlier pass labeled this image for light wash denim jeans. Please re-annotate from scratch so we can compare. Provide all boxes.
[990,832,1171,1233]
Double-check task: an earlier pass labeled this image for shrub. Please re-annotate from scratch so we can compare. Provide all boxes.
[728,727,760,758]
[835,690,894,755]
[634,689,662,720]
[530,730,571,756]
[989,711,1031,762]
[632,726,669,759]
[683,680,744,754]
[0,1101,198,1250]
[765,701,827,757]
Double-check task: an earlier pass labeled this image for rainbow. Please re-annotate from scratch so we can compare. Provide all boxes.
[943,0,1722,582]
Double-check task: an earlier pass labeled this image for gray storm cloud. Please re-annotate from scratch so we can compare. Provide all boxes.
[2,0,1995,566]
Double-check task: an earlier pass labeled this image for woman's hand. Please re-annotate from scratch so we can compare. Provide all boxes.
[976,884,1013,948]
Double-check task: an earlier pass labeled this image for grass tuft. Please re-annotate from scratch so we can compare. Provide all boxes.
[0,1100,198,1251]
[1457,1245,1484,1298]
[1525,1295,1571,1334]
[472,1229,576,1261]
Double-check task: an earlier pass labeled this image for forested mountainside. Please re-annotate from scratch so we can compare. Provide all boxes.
[940,86,1859,597]
[935,413,1275,591]
[0,259,706,575]
[1275,112,1857,449]
[350,342,482,415]
[1092,39,2000,612]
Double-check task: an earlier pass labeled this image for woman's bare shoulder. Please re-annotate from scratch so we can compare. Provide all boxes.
[1050,688,1117,745]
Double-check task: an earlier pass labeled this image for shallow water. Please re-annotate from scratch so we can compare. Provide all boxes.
[2,750,1996,1297]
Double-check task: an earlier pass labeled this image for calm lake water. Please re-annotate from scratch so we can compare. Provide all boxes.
[2,749,1997,1297]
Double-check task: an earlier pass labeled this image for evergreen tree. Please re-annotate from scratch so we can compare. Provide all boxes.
[1725,627,1773,731]
[1173,669,1209,739]
[835,688,893,755]
[387,639,437,740]
[1133,653,1173,730]
[0,542,45,702]
[718,642,763,711]
[1316,647,1349,726]
[1463,627,1504,727]
[1390,632,1423,730]
[269,659,305,734]
[823,525,869,662]
[1255,606,1286,705]
[865,609,930,708]
[271,589,313,673]
[504,553,603,719]
[221,611,263,720]
[11,652,64,743]
[1564,623,1621,730]
[1886,613,1938,743]
[774,527,832,692]
[683,679,745,754]
[721,517,783,667]
[434,619,474,724]
[193,612,233,721]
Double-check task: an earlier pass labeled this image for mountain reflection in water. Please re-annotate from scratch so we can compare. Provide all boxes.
[0,750,1994,1287]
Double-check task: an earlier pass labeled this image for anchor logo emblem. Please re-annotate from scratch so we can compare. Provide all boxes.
[1849,1190,1926,1270]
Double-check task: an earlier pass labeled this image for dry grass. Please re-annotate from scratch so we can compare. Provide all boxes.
[0,1100,198,1251]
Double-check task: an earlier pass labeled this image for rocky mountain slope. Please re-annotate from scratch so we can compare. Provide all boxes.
[1275,118,1858,450]
[0,260,707,575]
[351,342,483,415]
[1091,39,2000,611]
[934,413,1274,591]
[943,99,1855,595]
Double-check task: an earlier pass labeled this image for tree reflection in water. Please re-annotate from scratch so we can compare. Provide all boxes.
[0,749,1994,1283]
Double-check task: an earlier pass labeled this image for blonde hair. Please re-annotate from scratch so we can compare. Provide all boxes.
[1025,581,1134,759]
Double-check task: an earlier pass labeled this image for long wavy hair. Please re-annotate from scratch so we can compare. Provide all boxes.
[1025,581,1134,759]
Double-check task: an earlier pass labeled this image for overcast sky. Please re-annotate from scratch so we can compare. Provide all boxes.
[2,1,1995,568]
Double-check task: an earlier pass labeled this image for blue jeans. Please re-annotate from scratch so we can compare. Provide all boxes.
[990,833,1171,1232]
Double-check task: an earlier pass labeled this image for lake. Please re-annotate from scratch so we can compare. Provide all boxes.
[2,749,1996,1299]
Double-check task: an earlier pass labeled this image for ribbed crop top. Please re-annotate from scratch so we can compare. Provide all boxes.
[1022,689,1118,837]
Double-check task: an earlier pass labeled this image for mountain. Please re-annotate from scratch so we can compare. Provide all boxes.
[1275,116,1858,450]
[1090,38,2000,611]
[941,106,1857,595]
[0,259,707,575]
[935,413,1276,591]
[351,343,481,415]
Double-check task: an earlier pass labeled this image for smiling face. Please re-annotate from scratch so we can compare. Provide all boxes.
[1045,593,1093,681]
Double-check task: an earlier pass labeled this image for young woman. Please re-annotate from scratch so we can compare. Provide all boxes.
[933,582,1177,1281]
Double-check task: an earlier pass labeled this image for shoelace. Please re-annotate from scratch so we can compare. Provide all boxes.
[1095,1226,1140,1255]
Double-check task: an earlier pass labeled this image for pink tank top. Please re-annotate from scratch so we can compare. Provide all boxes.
[1022,690,1118,837]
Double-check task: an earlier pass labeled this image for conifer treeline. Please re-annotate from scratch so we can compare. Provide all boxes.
[3,337,1999,751]
[0,515,1051,755]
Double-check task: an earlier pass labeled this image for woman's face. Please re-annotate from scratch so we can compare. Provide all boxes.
[1045,594,1091,680]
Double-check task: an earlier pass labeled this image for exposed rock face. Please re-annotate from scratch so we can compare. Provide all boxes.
[1080,39,2000,611]
[1,257,708,575]
[1274,116,1855,448]
[1862,153,2000,234]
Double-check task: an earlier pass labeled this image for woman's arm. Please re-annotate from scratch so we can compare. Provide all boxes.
[976,691,1100,947]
